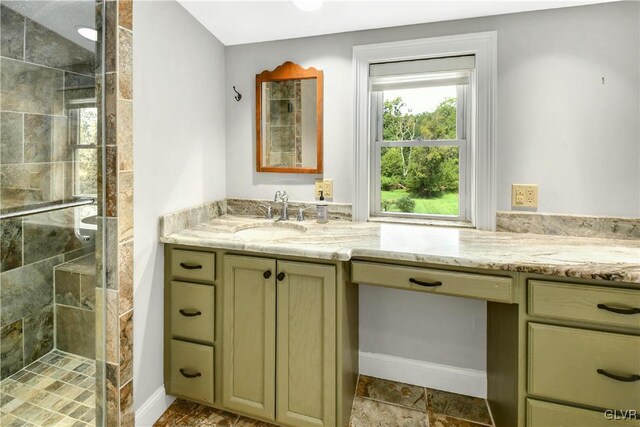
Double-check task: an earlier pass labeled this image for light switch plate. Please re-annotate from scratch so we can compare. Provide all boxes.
[512,184,538,208]
[315,179,333,200]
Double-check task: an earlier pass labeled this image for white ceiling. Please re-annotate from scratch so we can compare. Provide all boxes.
[177,0,617,46]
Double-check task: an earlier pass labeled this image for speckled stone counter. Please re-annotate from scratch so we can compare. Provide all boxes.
[160,215,640,283]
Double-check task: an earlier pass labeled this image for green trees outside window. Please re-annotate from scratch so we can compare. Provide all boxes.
[380,96,459,215]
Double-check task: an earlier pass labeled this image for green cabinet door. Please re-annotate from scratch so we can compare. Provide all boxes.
[223,255,277,421]
[276,261,336,427]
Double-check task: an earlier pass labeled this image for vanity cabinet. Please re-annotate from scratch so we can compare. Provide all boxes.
[164,248,219,406]
[223,255,337,427]
[164,245,358,427]
[524,279,640,427]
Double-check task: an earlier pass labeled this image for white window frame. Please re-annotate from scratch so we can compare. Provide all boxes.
[353,32,497,230]
[370,83,470,222]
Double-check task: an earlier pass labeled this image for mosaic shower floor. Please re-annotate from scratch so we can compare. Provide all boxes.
[155,375,494,426]
[0,350,96,427]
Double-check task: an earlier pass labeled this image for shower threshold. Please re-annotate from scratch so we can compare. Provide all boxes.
[0,350,96,426]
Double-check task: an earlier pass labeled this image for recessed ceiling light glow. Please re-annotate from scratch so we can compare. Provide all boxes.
[77,27,97,42]
[292,0,324,12]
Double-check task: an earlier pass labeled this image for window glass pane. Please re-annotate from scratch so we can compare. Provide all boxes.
[79,108,98,145]
[380,146,459,216]
[382,86,457,141]
[75,148,97,196]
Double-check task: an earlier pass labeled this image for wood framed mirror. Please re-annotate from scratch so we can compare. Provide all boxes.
[256,62,323,173]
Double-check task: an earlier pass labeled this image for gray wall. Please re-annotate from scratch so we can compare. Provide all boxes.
[224,1,640,376]
[225,1,640,217]
[133,0,227,413]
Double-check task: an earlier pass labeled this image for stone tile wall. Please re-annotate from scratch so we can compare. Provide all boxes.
[97,1,134,425]
[54,255,97,359]
[0,3,97,380]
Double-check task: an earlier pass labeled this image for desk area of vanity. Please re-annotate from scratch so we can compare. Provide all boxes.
[159,211,640,427]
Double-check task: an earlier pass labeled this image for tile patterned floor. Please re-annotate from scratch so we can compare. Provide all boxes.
[0,350,96,427]
[155,375,494,427]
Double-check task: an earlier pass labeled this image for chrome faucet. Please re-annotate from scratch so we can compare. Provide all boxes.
[274,190,289,221]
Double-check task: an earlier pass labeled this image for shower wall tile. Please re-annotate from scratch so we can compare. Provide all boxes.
[55,270,81,307]
[105,217,118,291]
[119,379,133,427]
[56,305,96,359]
[118,0,132,30]
[0,255,61,327]
[24,19,94,76]
[119,311,132,384]
[118,171,133,242]
[106,362,119,427]
[23,305,54,365]
[117,100,133,171]
[24,114,53,163]
[23,210,90,265]
[51,116,70,163]
[0,319,23,379]
[0,58,64,116]
[0,218,22,272]
[105,73,118,146]
[104,1,117,73]
[0,112,23,164]
[80,274,97,311]
[105,146,118,216]
[99,2,134,424]
[105,290,119,364]
[118,240,133,313]
[118,28,133,100]
[0,5,25,60]
[64,72,97,103]
[0,163,52,209]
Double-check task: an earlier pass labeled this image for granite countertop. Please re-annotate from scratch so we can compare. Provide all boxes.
[160,215,640,283]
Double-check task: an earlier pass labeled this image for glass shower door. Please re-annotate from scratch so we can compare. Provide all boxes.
[0,1,106,425]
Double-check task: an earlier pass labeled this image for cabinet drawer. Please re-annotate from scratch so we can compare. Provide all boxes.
[529,280,640,330]
[351,261,513,303]
[170,281,215,343]
[169,339,214,404]
[171,249,215,283]
[528,323,640,411]
[527,399,639,427]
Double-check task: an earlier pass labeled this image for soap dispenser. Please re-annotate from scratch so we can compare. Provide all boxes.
[316,191,328,223]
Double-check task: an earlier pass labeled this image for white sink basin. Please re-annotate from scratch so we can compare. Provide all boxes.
[232,223,306,240]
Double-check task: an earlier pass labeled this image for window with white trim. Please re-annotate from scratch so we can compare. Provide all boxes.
[353,32,497,229]
[370,56,474,222]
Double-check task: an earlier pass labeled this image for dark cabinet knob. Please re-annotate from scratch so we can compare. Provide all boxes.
[277,272,285,281]
[263,270,272,279]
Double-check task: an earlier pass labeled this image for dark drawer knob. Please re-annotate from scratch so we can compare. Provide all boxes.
[180,262,202,270]
[263,270,272,279]
[179,368,202,379]
[597,304,640,315]
[179,309,202,317]
[409,278,443,287]
[277,272,286,281]
[597,369,640,383]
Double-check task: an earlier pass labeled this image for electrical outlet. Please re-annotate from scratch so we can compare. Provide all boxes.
[512,184,538,208]
[315,179,333,200]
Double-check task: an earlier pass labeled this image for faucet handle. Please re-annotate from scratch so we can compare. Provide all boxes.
[296,206,311,221]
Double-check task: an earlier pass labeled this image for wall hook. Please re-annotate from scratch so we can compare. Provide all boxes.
[233,86,242,101]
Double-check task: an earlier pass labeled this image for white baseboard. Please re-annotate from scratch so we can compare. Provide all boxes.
[135,386,176,427]
[359,352,487,398]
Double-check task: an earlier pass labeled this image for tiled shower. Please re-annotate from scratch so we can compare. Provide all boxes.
[0,1,106,425]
